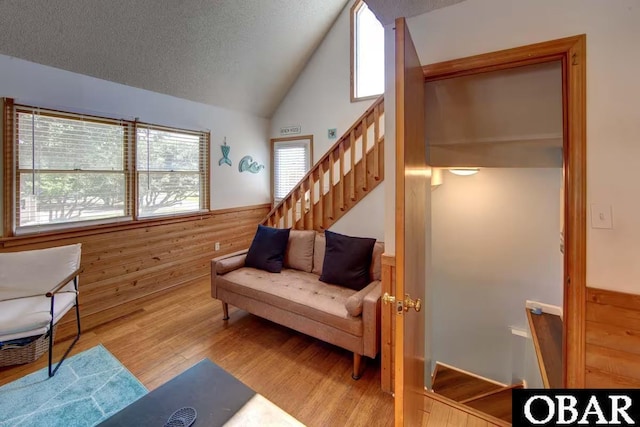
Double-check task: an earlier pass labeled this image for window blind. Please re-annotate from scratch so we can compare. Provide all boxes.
[136,124,209,218]
[273,141,311,203]
[14,107,128,231]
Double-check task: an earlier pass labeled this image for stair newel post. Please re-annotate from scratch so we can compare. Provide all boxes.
[339,141,345,211]
[349,130,356,201]
[328,150,335,220]
[373,103,380,181]
[318,161,325,229]
[308,174,315,230]
[361,119,368,192]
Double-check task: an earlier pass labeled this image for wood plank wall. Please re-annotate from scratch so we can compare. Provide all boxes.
[381,254,396,393]
[0,204,269,338]
[586,287,640,388]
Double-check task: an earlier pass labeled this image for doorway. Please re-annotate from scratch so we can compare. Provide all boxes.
[391,30,586,425]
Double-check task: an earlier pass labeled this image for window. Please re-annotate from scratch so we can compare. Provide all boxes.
[350,0,385,101]
[4,99,210,235]
[271,136,313,204]
[15,107,128,229]
[136,124,209,218]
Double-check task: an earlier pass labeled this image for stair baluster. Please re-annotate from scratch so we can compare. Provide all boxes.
[263,95,384,231]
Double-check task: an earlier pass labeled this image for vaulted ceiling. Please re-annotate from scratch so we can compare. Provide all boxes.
[365,0,466,25]
[0,0,465,118]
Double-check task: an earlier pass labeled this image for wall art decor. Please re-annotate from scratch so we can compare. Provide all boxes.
[238,155,264,174]
[218,137,232,166]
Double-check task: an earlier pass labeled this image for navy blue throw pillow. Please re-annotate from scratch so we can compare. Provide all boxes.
[245,225,291,273]
[319,230,376,290]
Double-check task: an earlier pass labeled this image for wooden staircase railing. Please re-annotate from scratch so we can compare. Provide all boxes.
[264,95,384,230]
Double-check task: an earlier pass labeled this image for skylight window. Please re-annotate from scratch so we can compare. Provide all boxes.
[351,0,385,101]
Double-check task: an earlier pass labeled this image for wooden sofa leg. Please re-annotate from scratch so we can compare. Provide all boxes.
[222,302,229,321]
[352,353,364,380]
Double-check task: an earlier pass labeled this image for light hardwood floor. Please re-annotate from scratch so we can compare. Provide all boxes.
[0,278,394,427]
[1,277,507,426]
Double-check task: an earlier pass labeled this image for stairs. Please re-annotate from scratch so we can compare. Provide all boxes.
[431,362,523,424]
[526,309,563,388]
[264,96,384,230]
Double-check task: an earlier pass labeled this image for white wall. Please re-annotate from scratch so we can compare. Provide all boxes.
[329,184,385,241]
[382,0,640,294]
[431,168,563,383]
[0,54,271,217]
[269,0,385,240]
[270,0,377,162]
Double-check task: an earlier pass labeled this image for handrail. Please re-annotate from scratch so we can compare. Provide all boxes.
[264,95,384,230]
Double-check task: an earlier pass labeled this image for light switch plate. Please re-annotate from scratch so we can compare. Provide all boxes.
[590,204,613,229]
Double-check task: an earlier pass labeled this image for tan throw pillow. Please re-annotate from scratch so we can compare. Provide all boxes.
[284,230,316,272]
[370,242,384,282]
[312,233,325,276]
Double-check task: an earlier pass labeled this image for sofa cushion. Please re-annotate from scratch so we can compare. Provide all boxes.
[320,230,376,291]
[245,225,291,273]
[312,233,326,276]
[217,267,364,336]
[370,242,384,282]
[284,230,315,272]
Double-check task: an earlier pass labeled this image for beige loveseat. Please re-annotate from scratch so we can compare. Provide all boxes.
[211,230,383,379]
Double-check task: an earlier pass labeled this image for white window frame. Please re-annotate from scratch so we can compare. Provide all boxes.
[350,0,385,102]
[271,135,313,205]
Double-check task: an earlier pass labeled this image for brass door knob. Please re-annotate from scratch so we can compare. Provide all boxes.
[381,292,396,304]
[404,294,422,312]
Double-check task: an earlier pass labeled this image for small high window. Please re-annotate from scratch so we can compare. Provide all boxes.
[350,0,385,101]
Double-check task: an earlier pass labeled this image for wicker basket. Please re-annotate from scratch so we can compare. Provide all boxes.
[0,326,55,368]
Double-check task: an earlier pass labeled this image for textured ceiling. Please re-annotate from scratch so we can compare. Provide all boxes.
[365,0,466,25]
[0,0,348,118]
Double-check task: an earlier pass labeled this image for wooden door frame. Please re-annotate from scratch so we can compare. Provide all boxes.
[420,35,587,388]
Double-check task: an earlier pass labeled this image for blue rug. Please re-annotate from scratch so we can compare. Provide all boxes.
[0,345,147,427]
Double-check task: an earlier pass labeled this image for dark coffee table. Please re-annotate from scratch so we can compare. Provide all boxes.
[98,359,271,426]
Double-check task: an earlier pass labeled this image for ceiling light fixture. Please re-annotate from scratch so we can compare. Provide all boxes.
[448,168,480,176]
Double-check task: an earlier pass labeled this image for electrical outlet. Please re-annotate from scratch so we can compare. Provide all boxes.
[214,242,221,251]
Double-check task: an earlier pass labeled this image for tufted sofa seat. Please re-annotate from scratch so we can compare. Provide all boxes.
[211,231,382,379]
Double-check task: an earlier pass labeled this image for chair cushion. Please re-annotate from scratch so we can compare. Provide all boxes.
[319,230,376,291]
[245,225,291,273]
[0,244,81,299]
[0,282,76,341]
[284,230,315,272]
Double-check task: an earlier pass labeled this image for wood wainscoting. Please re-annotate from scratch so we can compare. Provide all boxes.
[381,254,396,393]
[0,204,270,338]
[586,287,640,388]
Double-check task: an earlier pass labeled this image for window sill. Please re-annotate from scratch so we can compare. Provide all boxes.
[351,93,382,103]
[0,203,270,248]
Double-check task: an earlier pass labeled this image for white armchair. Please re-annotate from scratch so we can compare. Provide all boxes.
[0,243,82,377]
